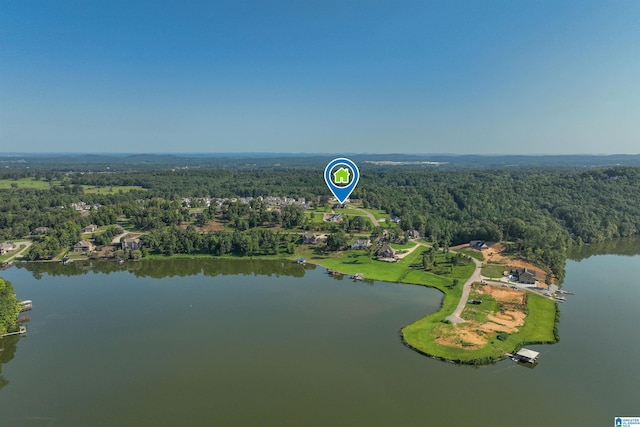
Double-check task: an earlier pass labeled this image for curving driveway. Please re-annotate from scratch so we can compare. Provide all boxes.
[445,257,483,324]
[351,207,380,227]
[2,241,32,263]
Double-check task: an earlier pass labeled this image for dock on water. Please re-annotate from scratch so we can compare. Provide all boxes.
[1,325,27,338]
[19,300,32,312]
[508,348,540,364]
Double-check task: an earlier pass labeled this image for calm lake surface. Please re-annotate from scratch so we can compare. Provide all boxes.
[1,251,639,426]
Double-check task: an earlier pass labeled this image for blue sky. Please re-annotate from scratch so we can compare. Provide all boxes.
[1,0,638,154]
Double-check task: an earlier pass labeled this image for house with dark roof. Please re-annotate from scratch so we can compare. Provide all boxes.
[509,267,536,284]
[74,240,95,253]
[302,232,318,244]
[376,244,397,261]
[122,237,142,251]
[351,239,370,250]
[470,240,489,250]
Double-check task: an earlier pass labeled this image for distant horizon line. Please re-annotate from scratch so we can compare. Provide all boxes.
[2,152,640,157]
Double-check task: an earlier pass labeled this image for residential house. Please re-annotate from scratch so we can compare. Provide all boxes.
[74,240,95,253]
[0,243,16,255]
[509,267,536,284]
[83,224,98,233]
[324,213,343,223]
[470,240,489,250]
[406,229,421,239]
[351,239,371,250]
[121,237,142,251]
[302,232,318,244]
[376,244,397,260]
[390,216,401,224]
[191,209,204,218]
[33,227,49,235]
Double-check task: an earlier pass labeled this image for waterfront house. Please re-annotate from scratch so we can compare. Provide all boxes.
[122,237,142,251]
[376,244,397,261]
[74,240,95,253]
[509,267,536,284]
[302,232,318,244]
[0,242,15,255]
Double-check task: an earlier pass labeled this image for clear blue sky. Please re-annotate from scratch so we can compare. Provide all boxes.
[1,0,638,154]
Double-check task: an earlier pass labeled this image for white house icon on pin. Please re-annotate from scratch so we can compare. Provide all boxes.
[333,167,350,184]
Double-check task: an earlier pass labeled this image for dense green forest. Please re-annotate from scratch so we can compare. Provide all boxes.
[0,278,20,336]
[2,165,640,283]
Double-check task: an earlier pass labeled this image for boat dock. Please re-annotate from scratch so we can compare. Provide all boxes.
[507,348,540,364]
[19,300,32,312]
[1,325,27,338]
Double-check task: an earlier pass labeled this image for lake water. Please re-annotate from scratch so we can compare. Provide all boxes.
[1,252,639,427]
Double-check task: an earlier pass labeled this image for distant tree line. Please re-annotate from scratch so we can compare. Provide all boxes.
[1,166,640,280]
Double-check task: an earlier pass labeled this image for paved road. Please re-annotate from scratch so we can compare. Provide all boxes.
[446,257,483,324]
[111,232,128,245]
[351,207,380,227]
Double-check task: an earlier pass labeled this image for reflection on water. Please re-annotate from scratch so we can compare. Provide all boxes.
[0,335,19,390]
[568,236,640,261]
[1,252,639,426]
[16,258,315,279]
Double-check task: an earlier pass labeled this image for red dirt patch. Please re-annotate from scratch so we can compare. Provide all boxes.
[201,220,226,232]
[476,284,526,305]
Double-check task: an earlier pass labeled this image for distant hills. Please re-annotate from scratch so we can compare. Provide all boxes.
[1,153,640,171]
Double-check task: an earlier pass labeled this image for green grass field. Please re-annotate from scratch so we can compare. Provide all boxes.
[402,287,558,363]
[481,263,507,278]
[457,248,484,261]
[81,185,146,194]
[0,178,51,190]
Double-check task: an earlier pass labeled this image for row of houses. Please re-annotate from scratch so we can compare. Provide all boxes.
[301,232,398,261]
[180,196,312,210]
[73,236,142,253]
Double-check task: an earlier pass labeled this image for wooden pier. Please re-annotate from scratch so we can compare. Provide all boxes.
[1,325,27,338]
[19,300,32,312]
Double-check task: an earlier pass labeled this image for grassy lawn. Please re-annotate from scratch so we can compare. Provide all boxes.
[0,244,27,262]
[81,185,146,194]
[390,242,418,251]
[457,248,484,261]
[481,263,507,278]
[362,209,388,220]
[0,178,51,190]
[402,289,558,363]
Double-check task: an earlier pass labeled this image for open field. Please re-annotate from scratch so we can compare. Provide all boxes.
[402,283,558,363]
[481,263,507,278]
[0,178,51,190]
[81,185,146,194]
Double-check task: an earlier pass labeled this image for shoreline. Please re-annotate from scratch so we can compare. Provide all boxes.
[7,249,560,365]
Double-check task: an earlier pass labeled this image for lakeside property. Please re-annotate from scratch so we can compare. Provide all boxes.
[3,234,559,364]
[298,240,559,364]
